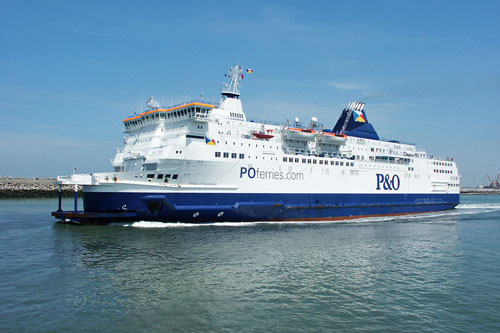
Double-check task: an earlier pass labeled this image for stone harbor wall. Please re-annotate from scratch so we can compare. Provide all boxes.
[0,177,80,198]
[460,187,500,195]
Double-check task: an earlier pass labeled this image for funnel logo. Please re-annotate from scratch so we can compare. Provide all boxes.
[205,137,216,145]
[354,110,366,123]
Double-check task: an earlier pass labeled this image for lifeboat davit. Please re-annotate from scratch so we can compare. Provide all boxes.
[319,132,347,145]
[284,128,316,141]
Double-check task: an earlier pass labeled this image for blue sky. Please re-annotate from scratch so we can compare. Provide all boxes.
[1,0,499,186]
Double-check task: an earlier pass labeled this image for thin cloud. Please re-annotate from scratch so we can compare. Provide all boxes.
[327,81,389,100]
[327,81,366,91]
[362,89,389,100]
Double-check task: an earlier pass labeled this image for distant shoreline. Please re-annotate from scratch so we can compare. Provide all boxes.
[0,177,78,199]
[460,187,500,195]
[460,189,500,195]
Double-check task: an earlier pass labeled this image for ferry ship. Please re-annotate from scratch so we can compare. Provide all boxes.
[52,65,460,224]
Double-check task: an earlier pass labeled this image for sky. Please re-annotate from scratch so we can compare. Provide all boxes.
[1,0,499,186]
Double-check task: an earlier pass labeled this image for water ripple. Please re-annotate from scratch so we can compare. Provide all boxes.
[1,197,500,331]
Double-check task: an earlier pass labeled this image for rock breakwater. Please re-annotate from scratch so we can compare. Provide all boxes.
[461,187,500,195]
[0,177,80,198]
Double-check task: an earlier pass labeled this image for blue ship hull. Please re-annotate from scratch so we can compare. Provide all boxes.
[52,192,460,224]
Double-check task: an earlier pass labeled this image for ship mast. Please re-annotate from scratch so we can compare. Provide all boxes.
[221,65,243,99]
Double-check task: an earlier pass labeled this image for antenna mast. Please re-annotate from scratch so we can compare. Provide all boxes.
[221,64,243,99]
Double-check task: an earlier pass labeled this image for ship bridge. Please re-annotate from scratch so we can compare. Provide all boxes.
[122,98,216,132]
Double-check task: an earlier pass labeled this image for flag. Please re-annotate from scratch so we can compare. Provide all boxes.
[246,68,254,73]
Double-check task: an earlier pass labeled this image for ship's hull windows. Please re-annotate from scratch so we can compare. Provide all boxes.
[143,163,158,171]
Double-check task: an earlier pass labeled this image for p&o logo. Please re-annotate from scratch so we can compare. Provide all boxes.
[376,174,400,191]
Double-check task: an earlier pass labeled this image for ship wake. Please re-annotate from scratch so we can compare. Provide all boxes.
[107,203,500,228]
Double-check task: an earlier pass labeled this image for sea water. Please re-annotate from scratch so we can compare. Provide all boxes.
[0,196,499,332]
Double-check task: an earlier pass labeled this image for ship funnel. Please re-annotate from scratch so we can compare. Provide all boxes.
[333,101,379,140]
[348,101,365,111]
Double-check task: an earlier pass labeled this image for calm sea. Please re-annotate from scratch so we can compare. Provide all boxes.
[1,195,499,332]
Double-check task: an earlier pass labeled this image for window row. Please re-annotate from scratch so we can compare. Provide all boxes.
[433,161,453,167]
[230,112,244,119]
[215,152,245,159]
[434,169,453,174]
[282,156,354,167]
[146,173,179,182]
[124,106,210,130]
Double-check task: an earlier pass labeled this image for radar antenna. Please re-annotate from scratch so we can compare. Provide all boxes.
[221,65,244,99]
[147,96,160,109]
